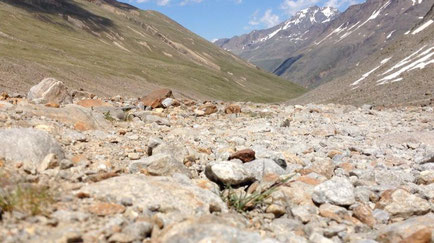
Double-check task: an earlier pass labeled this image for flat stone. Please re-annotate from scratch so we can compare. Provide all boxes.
[87,202,126,216]
[157,215,266,243]
[205,161,255,186]
[128,153,191,177]
[312,176,355,206]
[76,99,111,108]
[243,158,288,181]
[0,128,64,168]
[80,174,227,224]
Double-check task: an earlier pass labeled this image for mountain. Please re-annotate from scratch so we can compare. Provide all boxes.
[0,0,305,102]
[291,4,434,106]
[215,6,340,72]
[278,0,433,89]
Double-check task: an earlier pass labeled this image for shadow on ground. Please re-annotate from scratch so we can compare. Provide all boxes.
[0,0,127,32]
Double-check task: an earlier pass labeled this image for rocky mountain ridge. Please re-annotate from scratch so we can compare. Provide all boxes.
[215,6,340,72]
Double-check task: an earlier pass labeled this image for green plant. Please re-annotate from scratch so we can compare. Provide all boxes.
[103,111,115,122]
[222,174,294,213]
[0,170,54,215]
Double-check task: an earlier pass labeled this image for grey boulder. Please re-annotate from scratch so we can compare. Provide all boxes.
[0,128,64,168]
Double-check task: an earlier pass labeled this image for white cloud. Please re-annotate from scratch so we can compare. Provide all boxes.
[180,0,203,6]
[325,0,358,9]
[280,0,321,16]
[260,9,280,27]
[248,9,280,28]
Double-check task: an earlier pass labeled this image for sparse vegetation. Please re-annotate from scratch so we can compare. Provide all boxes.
[103,111,115,122]
[0,170,54,216]
[222,175,294,213]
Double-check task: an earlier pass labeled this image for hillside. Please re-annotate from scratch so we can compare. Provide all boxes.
[215,6,339,72]
[280,0,433,89]
[216,0,433,93]
[0,0,305,102]
[291,7,434,106]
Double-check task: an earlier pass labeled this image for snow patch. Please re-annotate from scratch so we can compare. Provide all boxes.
[386,30,395,39]
[412,20,434,35]
[351,57,392,86]
[377,46,434,85]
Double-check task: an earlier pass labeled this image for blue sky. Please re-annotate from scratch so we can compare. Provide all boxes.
[121,0,365,41]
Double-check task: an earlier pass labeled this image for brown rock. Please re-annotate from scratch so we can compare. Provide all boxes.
[0,92,8,100]
[337,162,354,173]
[77,99,111,108]
[399,228,432,243]
[196,104,218,116]
[88,202,125,216]
[377,214,434,243]
[141,89,174,109]
[296,176,321,186]
[228,149,256,163]
[319,203,351,223]
[72,90,95,100]
[74,121,91,131]
[224,104,241,114]
[44,103,60,108]
[266,204,286,217]
[309,158,335,179]
[376,189,431,218]
[327,150,342,159]
[71,154,87,164]
[353,204,376,227]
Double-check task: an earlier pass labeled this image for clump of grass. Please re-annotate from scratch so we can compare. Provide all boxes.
[222,175,293,213]
[103,111,115,122]
[0,170,54,217]
[0,185,53,216]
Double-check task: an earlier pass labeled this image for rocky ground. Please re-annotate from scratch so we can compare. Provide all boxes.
[0,78,433,243]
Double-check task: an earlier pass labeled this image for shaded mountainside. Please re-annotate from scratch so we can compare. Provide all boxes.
[280,0,434,89]
[291,9,434,106]
[215,6,339,72]
[0,0,305,102]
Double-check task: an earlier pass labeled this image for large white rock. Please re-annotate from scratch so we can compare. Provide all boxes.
[0,128,64,168]
[28,78,72,105]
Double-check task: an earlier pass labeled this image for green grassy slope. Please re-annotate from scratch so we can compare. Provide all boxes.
[0,0,305,102]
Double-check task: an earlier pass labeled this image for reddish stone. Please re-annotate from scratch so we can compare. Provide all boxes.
[228,149,256,163]
[296,176,321,186]
[45,103,60,108]
[140,89,174,109]
[353,203,376,227]
[224,104,241,114]
[74,121,91,131]
[88,202,125,216]
[77,99,111,108]
[399,228,432,243]
[197,104,218,116]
